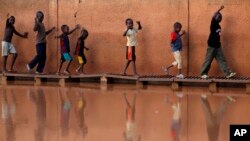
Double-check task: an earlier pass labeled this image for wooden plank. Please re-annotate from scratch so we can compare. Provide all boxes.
[174,76,212,83]
[211,77,250,83]
[35,74,69,79]
[138,75,174,82]
[3,72,35,78]
[106,74,139,80]
[70,74,104,78]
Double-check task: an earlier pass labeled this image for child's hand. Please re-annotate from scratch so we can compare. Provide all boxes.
[7,13,9,18]
[76,24,81,29]
[51,27,56,31]
[85,47,89,51]
[136,21,141,24]
[23,32,28,38]
[220,5,224,10]
[182,30,186,35]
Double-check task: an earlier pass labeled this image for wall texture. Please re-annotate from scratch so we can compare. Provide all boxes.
[0,0,249,76]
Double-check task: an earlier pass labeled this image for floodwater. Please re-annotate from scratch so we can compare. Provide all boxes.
[0,84,249,141]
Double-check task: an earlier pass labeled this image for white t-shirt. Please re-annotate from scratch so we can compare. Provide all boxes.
[126,28,138,47]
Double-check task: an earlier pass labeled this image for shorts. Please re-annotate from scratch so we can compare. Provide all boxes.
[61,53,72,62]
[172,50,182,69]
[77,55,87,64]
[126,46,136,61]
[2,41,16,56]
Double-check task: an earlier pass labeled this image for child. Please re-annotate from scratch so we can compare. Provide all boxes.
[201,6,236,79]
[75,28,89,74]
[27,11,56,74]
[122,18,142,76]
[2,15,28,73]
[55,24,80,75]
[162,22,185,79]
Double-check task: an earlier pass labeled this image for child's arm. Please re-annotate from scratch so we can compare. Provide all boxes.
[180,30,185,37]
[13,28,28,38]
[34,18,39,31]
[123,28,129,36]
[68,24,80,35]
[54,34,63,39]
[84,46,89,51]
[213,5,224,18]
[136,21,142,30]
[46,27,56,35]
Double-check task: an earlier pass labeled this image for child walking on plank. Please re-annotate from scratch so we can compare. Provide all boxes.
[122,18,142,76]
[201,6,236,79]
[55,24,80,75]
[162,22,185,79]
[2,15,28,73]
[27,11,56,74]
[75,28,89,75]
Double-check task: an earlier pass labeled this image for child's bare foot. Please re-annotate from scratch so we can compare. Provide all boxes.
[75,69,81,74]
[121,72,127,76]
[8,69,17,73]
[162,66,169,75]
[56,71,61,75]
[63,70,70,75]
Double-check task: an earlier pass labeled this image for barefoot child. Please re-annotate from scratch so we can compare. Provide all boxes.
[27,11,56,74]
[55,24,80,75]
[162,22,185,78]
[75,28,89,74]
[2,15,28,73]
[201,6,236,79]
[122,18,142,76]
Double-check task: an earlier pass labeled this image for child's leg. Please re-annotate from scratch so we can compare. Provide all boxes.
[10,53,18,71]
[201,47,216,76]
[2,56,8,73]
[215,48,231,76]
[132,61,138,75]
[65,60,72,72]
[123,60,131,75]
[57,60,64,74]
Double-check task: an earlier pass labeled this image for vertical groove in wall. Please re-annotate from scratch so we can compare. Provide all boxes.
[187,0,190,76]
[56,0,59,68]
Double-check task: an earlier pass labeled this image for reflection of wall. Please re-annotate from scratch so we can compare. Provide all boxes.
[0,0,250,76]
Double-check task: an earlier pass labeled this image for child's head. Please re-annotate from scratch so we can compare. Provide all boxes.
[125,18,133,29]
[80,28,88,39]
[36,11,44,22]
[214,12,222,23]
[8,16,15,25]
[173,22,182,33]
[61,25,69,34]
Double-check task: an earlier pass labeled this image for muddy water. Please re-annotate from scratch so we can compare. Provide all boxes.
[0,84,249,141]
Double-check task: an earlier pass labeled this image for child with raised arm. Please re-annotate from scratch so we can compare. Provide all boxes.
[27,11,56,74]
[122,18,142,76]
[55,24,80,75]
[75,28,89,75]
[2,15,28,73]
[201,6,236,79]
[162,22,185,78]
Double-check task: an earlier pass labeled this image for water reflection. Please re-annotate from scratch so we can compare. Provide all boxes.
[200,95,236,141]
[164,93,183,141]
[0,85,248,141]
[123,93,141,141]
[59,88,72,137]
[1,88,16,141]
[75,90,88,138]
[28,88,46,141]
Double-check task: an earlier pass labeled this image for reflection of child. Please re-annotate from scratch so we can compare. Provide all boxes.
[200,95,235,141]
[60,89,71,137]
[2,89,16,141]
[123,94,140,141]
[164,93,183,141]
[75,92,88,137]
